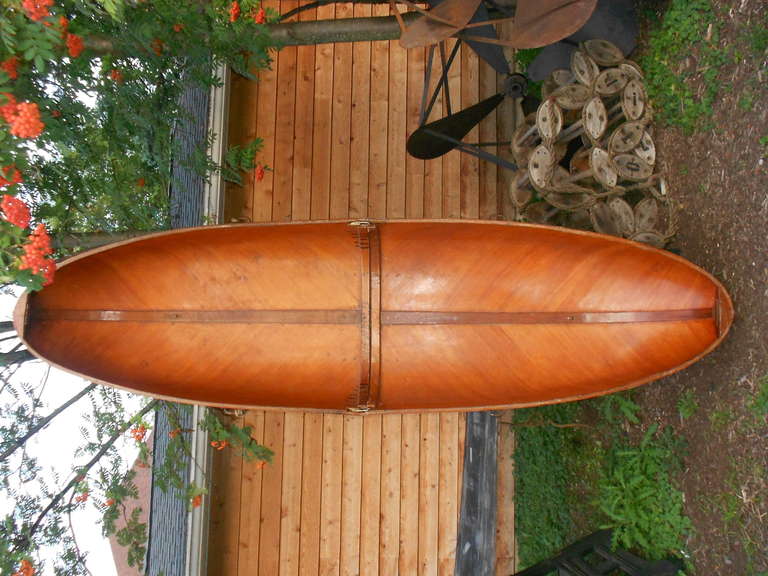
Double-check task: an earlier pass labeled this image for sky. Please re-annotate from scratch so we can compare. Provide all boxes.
[1,288,143,576]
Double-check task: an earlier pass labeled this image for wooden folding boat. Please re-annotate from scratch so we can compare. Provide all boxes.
[14,220,732,413]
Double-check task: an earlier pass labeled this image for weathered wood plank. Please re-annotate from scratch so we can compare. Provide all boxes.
[359,415,382,576]
[454,412,498,576]
[259,412,285,574]
[423,44,444,219]
[319,414,344,576]
[300,413,324,576]
[496,412,516,576]
[279,412,305,576]
[379,414,401,574]
[239,411,266,573]
[340,415,363,575]
[418,414,440,576]
[437,413,459,576]
[309,2,335,220]
[399,414,420,574]
[207,414,244,576]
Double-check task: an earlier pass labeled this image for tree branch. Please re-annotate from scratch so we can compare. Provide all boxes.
[0,383,98,463]
[20,399,159,550]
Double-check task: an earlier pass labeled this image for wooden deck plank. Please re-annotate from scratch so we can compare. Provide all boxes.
[291,0,316,222]
[273,29,298,223]
[239,411,266,573]
[405,45,425,219]
[379,414,401,574]
[259,412,285,574]
[422,45,443,219]
[442,39,462,220]
[437,413,459,576]
[329,1,353,220]
[279,412,305,576]
[224,73,257,223]
[207,415,244,576]
[348,1,372,219]
[300,413,324,576]
[497,24,516,221]
[309,2,335,220]
[460,46,480,220]
[360,415,382,576]
[478,57,498,221]
[340,415,363,575]
[368,3,390,219]
[418,414,440,576]
[386,40,408,219]
[319,414,344,576]
[399,414,420,574]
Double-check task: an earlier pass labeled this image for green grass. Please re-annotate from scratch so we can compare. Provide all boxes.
[514,397,692,569]
[748,374,768,417]
[677,390,699,420]
[639,0,729,133]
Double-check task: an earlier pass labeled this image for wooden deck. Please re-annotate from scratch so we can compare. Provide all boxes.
[208,2,516,574]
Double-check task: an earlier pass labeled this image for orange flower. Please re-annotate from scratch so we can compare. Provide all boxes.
[229,1,241,22]
[151,38,164,56]
[59,16,69,34]
[0,166,23,188]
[255,460,267,469]
[173,23,184,32]
[13,558,35,576]
[9,102,45,139]
[210,440,229,450]
[168,428,182,438]
[109,68,124,83]
[136,177,145,187]
[130,425,147,442]
[1,194,31,228]
[105,498,116,507]
[254,7,266,24]
[255,164,265,181]
[22,0,53,21]
[51,109,61,118]
[66,34,84,58]
[191,494,203,508]
[0,93,18,123]
[1,56,19,80]
[40,258,55,286]
[75,491,89,503]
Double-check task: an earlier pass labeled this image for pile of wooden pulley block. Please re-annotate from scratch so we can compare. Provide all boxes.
[510,39,675,248]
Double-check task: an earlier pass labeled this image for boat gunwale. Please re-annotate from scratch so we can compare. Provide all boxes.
[13,219,735,414]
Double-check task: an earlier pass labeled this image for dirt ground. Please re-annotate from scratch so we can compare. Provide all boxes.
[632,0,767,573]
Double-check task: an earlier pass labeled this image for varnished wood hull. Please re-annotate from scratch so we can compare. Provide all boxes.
[14,220,733,413]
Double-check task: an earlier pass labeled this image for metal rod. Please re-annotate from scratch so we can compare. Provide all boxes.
[424,40,460,123]
[423,128,518,171]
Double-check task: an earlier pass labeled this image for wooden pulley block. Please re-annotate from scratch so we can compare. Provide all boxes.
[550,166,594,195]
[594,68,629,97]
[509,172,535,208]
[522,200,557,224]
[551,84,592,111]
[536,99,564,144]
[571,50,600,86]
[527,144,556,191]
[619,61,644,81]
[569,147,592,174]
[613,154,654,182]
[582,96,609,142]
[622,79,648,122]
[607,197,636,237]
[633,197,660,233]
[590,147,619,189]
[629,230,666,248]
[552,69,576,87]
[582,39,625,67]
[634,130,656,166]
[545,190,596,211]
[608,121,645,155]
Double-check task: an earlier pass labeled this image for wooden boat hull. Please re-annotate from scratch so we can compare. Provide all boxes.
[14,220,733,413]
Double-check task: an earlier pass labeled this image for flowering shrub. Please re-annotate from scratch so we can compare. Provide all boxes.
[1,195,56,289]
